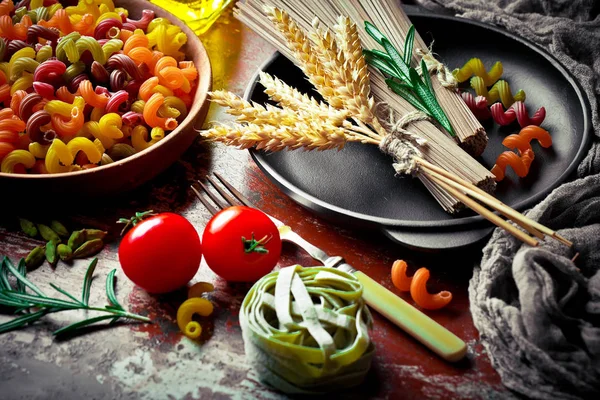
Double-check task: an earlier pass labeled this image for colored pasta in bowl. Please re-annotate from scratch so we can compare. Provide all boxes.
[0,0,211,198]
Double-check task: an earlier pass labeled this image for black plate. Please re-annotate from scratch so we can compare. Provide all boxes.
[245,12,592,250]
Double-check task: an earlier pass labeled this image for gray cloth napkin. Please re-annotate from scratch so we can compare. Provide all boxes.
[414,0,600,398]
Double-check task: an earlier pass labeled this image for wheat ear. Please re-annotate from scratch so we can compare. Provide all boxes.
[209,90,300,126]
[264,7,342,108]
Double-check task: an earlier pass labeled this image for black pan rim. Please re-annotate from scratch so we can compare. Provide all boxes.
[244,11,593,230]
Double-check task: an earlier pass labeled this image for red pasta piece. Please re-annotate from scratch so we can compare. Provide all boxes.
[461,91,490,120]
[490,101,546,127]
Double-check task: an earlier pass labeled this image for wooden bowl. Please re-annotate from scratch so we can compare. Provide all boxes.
[0,0,212,203]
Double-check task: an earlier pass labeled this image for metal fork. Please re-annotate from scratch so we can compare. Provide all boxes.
[191,173,467,362]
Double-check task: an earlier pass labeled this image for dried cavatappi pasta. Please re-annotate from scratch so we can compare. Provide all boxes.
[0,0,198,174]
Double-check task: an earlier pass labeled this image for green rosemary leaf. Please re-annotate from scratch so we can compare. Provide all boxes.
[0,293,30,308]
[4,291,80,309]
[49,283,84,305]
[403,25,415,66]
[17,259,27,293]
[410,68,455,136]
[421,59,434,94]
[105,269,123,311]
[3,257,45,296]
[81,258,98,306]
[364,50,402,80]
[365,48,392,63]
[381,37,410,82]
[0,257,12,291]
[53,314,117,336]
[364,21,385,45]
[0,309,47,334]
[385,79,430,114]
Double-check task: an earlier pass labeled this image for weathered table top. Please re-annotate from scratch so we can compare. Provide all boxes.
[0,9,514,400]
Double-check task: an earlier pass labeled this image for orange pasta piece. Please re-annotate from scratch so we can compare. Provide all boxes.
[72,13,95,35]
[174,89,193,108]
[0,83,10,104]
[502,134,532,154]
[51,106,85,137]
[0,117,25,132]
[0,70,6,85]
[56,86,78,103]
[119,29,133,42]
[491,150,535,181]
[0,14,28,40]
[154,56,178,76]
[39,9,74,34]
[391,260,412,291]
[128,47,154,66]
[80,80,109,108]
[0,142,15,160]
[0,0,14,17]
[124,32,149,54]
[158,66,185,89]
[138,76,159,101]
[518,125,552,148]
[143,93,177,130]
[10,90,27,115]
[409,268,452,310]
[181,67,198,82]
[0,108,14,120]
[0,130,19,142]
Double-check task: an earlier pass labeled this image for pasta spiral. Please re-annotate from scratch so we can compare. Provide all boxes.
[453,58,503,86]
[0,0,199,174]
[490,101,546,127]
[470,77,526,108]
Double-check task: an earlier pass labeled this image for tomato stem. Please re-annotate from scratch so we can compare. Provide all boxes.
[117,210,156,236]
[242,233,272,254]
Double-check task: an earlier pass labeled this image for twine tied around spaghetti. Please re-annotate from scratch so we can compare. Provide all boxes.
[416,46,458,89]
[377,105,429,175]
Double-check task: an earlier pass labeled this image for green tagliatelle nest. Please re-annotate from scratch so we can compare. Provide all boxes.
[239,265,375,394]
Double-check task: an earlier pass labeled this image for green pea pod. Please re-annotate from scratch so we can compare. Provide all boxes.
[50,221,69,238]
[25,246,46,269]
[68,230,86,250]
[73,239,104,259]
[38,224,61,243]
[46,240,58,266]
[81,229,108,241]
[57,244,73,261]
[19,218,38,238]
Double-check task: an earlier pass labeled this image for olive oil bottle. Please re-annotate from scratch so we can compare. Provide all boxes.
[149,0,232,35]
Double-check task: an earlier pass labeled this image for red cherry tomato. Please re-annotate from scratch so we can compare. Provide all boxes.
[118,213,202,293]
[202,206,281,282]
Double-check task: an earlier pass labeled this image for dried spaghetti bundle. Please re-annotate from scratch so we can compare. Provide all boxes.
[239,265,374,394]
[208,5,495,213]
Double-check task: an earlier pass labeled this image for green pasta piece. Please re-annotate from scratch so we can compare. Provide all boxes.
[55,32,81,62]
[63,61,86,82]
[240,265,374,395]
[101,39,124,60]
[76,36,106,64]
[47,3,62,18]
[35,45,53,63]
[10,58,39,82]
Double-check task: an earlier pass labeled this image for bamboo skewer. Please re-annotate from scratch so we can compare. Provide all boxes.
[414,157,573,246]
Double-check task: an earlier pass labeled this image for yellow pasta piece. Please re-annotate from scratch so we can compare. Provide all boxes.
[81,121,114,149]
[1,150,36,173]
[177,298,214,340]
[131,125,158,152]
[98,113,124,139]
[45,139,73,174]
[90,107,104,122]
[67,137,102,163]
[28,142,50,159]
[11,74,34,94]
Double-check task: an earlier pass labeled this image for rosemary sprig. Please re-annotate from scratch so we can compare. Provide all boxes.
[363,22,455,136]
[0,256,150,336]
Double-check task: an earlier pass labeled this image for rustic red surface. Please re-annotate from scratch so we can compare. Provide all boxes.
[0,7,514,400]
